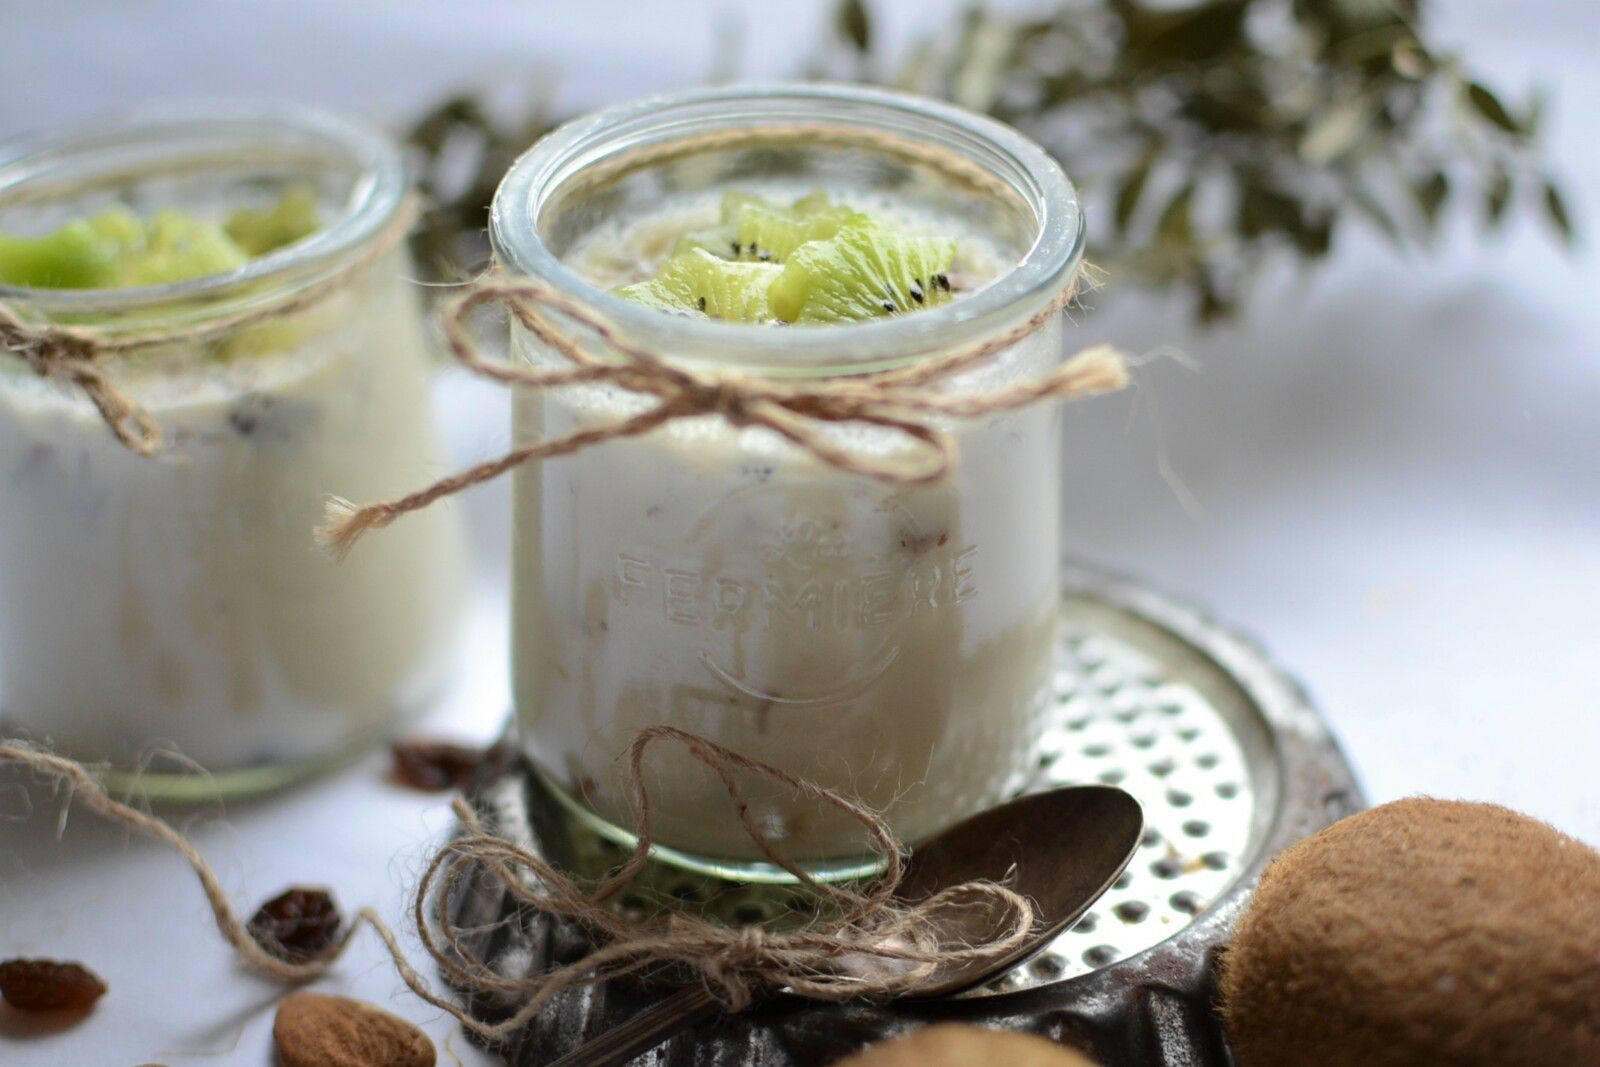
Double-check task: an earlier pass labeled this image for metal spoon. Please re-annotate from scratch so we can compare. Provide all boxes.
[549,784,1144,1066]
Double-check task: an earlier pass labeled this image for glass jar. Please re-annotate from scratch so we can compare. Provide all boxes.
[0,105,468,798]
[492,85,1084,878]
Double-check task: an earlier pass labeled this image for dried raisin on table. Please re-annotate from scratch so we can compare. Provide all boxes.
[247,887,343,963]
[390,739,486,793]
[0,958,107,1012]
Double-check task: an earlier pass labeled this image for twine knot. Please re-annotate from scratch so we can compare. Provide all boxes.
[1,307,162,454]
[699,378,755,423]
[701,925,771,1010]
[318,268,1129,557]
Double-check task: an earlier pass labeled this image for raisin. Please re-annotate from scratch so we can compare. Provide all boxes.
[390,738,486,793]
[0,958,107,1012]
[247,887,343,964]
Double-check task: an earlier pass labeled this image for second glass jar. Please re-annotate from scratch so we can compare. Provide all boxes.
[0,106,467,797]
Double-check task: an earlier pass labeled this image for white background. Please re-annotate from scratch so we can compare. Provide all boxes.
[1,2,1596,1064]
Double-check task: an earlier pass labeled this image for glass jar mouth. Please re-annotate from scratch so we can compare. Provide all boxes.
[491,83,1084,376]
[0,102,407,315]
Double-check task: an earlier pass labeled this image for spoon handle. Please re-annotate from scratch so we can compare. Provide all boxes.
[546,983,723,1067]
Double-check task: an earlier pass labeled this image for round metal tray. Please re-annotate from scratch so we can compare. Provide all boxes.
[453,565,1364,1065]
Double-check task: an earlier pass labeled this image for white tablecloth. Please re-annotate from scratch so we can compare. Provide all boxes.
[3,2,1595,1063]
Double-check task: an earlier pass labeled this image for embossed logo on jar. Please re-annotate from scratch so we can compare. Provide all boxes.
[611,483,977,706]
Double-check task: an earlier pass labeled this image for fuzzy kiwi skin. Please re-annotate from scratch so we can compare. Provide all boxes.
[831,1024,1098,1066]
[1220,798,1600,1067]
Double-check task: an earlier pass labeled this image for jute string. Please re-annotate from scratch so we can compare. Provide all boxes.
[0,726,1036,1041]
[0,196,420,455]
[317,268,1127,556]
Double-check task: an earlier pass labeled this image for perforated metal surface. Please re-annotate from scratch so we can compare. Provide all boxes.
[981,597,1263,992]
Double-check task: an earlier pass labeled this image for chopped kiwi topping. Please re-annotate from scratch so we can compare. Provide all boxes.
[0,185,322,289]
[617,190,960,325]
[223,185,322,257]
[614,247,781,323]
[767,218,957,323]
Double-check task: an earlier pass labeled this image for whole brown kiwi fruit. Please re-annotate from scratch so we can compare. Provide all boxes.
[832,1023,1098,1066]
[1220,798,1600,1066]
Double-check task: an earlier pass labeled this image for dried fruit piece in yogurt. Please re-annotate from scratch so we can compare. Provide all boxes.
[390,738,489,793]
[247,886,344,964]
[0,958,108,1012]
[273,991,435,1067]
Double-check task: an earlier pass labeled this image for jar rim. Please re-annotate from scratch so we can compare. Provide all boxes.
[490,83,1084,375]
[0,102,407,313]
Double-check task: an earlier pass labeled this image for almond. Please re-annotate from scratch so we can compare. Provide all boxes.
[272,991,434,1067]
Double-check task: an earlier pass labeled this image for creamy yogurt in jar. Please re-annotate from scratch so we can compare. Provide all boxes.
[0,107,467,796]
[494,86,1088,874]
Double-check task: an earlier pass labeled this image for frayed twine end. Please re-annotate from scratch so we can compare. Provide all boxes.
[1077,343,1132,393]
[315,497,387,561]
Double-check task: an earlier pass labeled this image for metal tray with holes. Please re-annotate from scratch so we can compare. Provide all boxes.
[453,565,1364,1065]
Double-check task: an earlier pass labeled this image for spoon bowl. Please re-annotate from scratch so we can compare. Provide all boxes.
[898,784,1145,998]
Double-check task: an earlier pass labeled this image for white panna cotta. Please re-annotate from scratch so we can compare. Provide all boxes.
[512,193,1063,863]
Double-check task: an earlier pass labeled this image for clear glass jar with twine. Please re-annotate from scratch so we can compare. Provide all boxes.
[0,105,467,798]
[323,84,1125,879]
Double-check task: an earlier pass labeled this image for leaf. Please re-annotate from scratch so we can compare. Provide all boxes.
[1294,212,1334,257]
[1543,179,1576,244]
[951,13,1019,113]
[837,0,871,53]
[1413,170,1450,228]
[1197,264,1231,322]
[1349,185,1408,247]
[1236,178,1301,239]
[1484,169,1513,228]
[1157,182,1195,246]
[1465,81,1521,134]
[1113,152,1156,235]
[1390,44,1430,79]
[1301,98,1371,165]
[1117,0,1248,65]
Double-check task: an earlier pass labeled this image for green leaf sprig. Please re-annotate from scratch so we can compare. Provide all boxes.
[821,0,1573,320]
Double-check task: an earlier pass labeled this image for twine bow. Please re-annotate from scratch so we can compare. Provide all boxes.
[317,270,1127,556]
[0,727,1037,1044]
[417,726,1038,1028]
[0,196,420,454]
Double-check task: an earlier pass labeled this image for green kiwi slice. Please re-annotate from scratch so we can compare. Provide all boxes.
[733,193,857,263]
[115,209,250,287]
[224,185,322,256]
[672,190,856,263]
[766,217,957,323]
[614,247,780,321]
[0,220,119,288]
[0,187,323,291]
